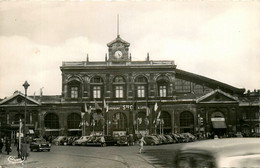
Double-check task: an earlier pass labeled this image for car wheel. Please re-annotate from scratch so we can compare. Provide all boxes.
[127,143,129,146]
[102,143,106,147]
[151,142,155,146]
[55,142,59,145]
[81,142,85,146]
[47,149,50,152]
[30,148,33,151]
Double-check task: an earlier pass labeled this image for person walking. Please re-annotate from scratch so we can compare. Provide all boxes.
[0,138,3,153]
[21,142,28,160]
[138,136,146,154]
[5,138,11,155]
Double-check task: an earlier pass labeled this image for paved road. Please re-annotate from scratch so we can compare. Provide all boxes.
[0,143,183,168]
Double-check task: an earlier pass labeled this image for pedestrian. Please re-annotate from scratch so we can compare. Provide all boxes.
[5,138,11,155]
[21,142,28,161]
[138,136,146,154]
[0,138,3,153]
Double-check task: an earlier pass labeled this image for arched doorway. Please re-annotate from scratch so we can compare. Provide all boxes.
[112,112,127,136]
[210,112,227,137]
[67,113,81,136]
[44,113,59,136]
[160,111,172,134]
[180,111,194,134]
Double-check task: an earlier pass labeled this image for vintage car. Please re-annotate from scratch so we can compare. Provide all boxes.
[117,136,129,146]
[52,136,67,145]
[174,138,260,168]
[30,138,51,152]
[144,135,160,146]
[73,136,90,146]
[103,136,118,146]
[86,136,106,147]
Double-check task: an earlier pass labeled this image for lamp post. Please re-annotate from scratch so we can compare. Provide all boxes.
[23,81,30,138]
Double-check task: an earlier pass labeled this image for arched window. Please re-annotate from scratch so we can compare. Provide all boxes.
[180,111,194,133]
[14,114,24,124]
[68,80,81,99]
[67,113,81,129]
[44,113,59,129]
[157,76,169,97]
[112,112,127,131]
[193,84,204,94]
[90,76,104,99]
[211,112,224,118]
[180,111,194,127]
[160,111,171,128]
[113,76,126,99]
[135,76,148,99]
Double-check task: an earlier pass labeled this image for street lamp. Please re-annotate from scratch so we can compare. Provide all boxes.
[23,81,30,137]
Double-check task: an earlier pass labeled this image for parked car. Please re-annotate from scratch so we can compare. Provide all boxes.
[86,136,106,147]
[52,136,67,145]
[181,133,196,142]
[144,135,160,146]
[164,135,174,144]
[73,136,90,146]
[30,138,51,152]
[104,136,118,146]
[174,138,260,168]
[117,136,129,146]
[65,136,79,146]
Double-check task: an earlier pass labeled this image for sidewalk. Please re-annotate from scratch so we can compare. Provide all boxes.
[0,144,29,168]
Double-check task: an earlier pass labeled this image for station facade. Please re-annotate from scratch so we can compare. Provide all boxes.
[0,35,259,139]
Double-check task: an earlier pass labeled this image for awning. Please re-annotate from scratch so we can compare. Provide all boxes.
[212,121,227,129]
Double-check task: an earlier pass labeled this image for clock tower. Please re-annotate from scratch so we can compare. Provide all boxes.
[107,35,130,62]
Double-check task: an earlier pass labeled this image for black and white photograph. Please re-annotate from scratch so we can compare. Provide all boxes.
[0,1,260,167]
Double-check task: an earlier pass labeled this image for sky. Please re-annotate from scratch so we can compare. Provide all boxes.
[0,1,259,99]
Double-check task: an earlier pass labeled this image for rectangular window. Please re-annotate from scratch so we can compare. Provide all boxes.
[71,87,78,98]
[137,86,145,98]
[115,86,124,98]
[255,112,259,119]
[159,85,167,97]
[93,86,101,98]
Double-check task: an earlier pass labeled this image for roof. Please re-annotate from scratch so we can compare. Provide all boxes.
[0,91,41,105]
[107,35,130,47]
[196,89,239,103]
[176,69,245,94]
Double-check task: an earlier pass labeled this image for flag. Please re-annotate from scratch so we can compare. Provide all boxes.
[104,99,109,112]
[81,112,85,118]
[85,104,92,114]
[94,99,101,109]
[146,106,150,116]
[157,111,161,119]
[154,102,158,112]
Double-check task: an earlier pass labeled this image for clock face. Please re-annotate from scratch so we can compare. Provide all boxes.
[114,50,123,59]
